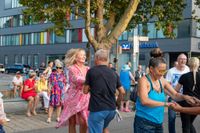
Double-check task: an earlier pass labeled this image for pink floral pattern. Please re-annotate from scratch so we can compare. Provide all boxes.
[57,64,90,127]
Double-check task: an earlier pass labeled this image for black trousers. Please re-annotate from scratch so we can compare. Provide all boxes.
[180,113,197,133]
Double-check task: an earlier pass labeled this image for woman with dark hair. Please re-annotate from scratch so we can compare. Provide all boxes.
[134,48,194,133]
[150,48,164,58]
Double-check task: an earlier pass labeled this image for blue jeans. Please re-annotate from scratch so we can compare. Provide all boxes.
[134,115,163,133]
[168,97,176,133]
[88,110,116,133]
[0,125,5,133]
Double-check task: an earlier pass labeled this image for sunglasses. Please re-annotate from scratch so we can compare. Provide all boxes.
[56,67,62,69]
[157,69,167,75]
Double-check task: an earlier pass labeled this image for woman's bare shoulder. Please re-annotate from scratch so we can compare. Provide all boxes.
[139,76,149,85]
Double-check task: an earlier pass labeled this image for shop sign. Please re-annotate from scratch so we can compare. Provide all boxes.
[121,42,132,50]
[139,42,158,48]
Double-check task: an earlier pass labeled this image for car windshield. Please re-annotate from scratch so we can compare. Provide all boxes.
[14,65,23,68]
[0,65,4,68]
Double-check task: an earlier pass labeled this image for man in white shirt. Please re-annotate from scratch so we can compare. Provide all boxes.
[12,71,23,97]
[165,53,190,133]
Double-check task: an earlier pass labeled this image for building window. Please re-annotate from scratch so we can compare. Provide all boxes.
[82,29,88,42]
[195,22,200,37]
[122,31,128,40]
[147,23,156,38]
[13,15,20,27]
[32,32,40,44]
[118,35,123,41]
[14,55,20,63]
[177,19,191,38]
[14,34,20,45]
[49,32,55,44]
[21,55,25,64]
[55,31,66,44]
[0,36,2,46]
[157,29,165,38]
[33,55,39,68]
[23,33,31,45]
[4,55,8,65]
[118,30,129,40]
[71,29,79,42]
[27,55,32,66]
[5,0,22,9]
[66,30,71,43]
[40,32,47,44]
[5,0,12,9]
[128,29,134,39]
[139,53,145,60]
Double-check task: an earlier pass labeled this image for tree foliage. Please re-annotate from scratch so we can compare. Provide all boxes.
[19,0,200,51]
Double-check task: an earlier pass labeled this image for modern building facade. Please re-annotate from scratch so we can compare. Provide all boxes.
[0,0,200,71]
[118,0,200,71]
[0,0,94,68]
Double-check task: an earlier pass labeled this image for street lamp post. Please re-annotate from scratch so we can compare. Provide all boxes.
[129,36,149,72]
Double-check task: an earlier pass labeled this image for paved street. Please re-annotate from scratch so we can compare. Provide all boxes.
[4,102,134,133]
[3,101,200,133]
[1,73,200,133]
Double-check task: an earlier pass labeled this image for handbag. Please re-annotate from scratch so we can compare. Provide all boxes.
[130,84,138,102]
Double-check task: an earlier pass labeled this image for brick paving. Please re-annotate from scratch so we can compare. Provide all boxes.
[4,102,57,133]
[2,102,200,133]
[3,102,134,133]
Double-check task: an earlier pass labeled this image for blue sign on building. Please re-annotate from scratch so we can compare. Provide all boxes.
[140,42,159,48]
[121,42,132,50]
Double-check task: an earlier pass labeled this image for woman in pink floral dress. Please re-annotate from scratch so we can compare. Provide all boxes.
[57,48,90,133]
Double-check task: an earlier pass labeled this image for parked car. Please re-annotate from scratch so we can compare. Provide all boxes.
[5,64,31,74]
[0,64,5,73]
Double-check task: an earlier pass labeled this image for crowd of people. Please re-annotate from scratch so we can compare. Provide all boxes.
[1,48,200,133]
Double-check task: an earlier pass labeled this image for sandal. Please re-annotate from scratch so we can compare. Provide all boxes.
[32,111,37,116]
[56,117,60,122]
[26,112,32,117]
[45,108,48,114]
[47,118,51,123]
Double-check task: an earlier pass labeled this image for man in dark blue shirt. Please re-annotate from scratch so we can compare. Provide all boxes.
[84,49,125,133]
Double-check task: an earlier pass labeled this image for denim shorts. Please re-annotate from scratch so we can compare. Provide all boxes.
[134,115,163,133]
[88,110,116,133]
[0,125,5,133]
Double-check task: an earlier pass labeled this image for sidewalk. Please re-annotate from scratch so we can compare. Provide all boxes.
[3,101,200,133]
[3,102,134,133]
